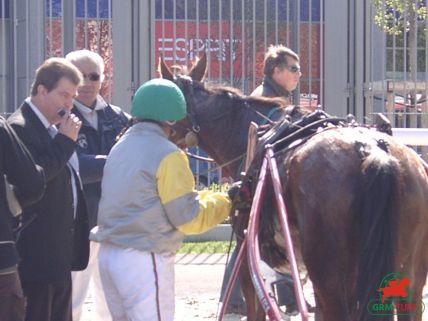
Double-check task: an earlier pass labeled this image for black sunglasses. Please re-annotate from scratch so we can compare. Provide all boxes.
[284,65,301,73]
[82,72,101,81]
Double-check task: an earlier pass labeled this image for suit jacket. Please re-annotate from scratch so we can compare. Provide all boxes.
[8,102,89,284]
[72,103,129,228]
[0,116,45,270]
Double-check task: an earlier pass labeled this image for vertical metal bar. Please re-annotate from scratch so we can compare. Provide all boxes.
[275,0,278,45]
[385,0,393,124]
[252,0,256,89]
[286,0,290,45]
[241,0,245,92]
[263,0,267,53]
[196,0,200,55]
[184,0,188,65]
[308,0,313,107]
[97,0,100,52]
[207,0,211,79]
[229,0,233,85]
[1,0,6,112]
[107,0,112,102]
[218,0,222,82]
[423,3,428,159]
[192,3,201,195]
[129,0,134,90]
[292,0,300,56]
[63,0,75,55]
[50,0,53,55]
[173,0,176,65]
[320,0,324,106]
[13,0,17,107]
[26,0,30,91]
[161,0,165,50]
[292,0,301,104]
[403,3,408,127]
[369,0,375,117]
[420,0,428,160]
[413,3,418,110]
[151,0,156,78]
[84,0,88,48]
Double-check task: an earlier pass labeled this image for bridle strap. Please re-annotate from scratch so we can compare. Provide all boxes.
[176,76,200,133]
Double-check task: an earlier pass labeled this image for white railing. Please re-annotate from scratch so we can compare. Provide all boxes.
[392,128,428,146]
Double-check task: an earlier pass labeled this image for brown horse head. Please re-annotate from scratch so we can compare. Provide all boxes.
[159,55,286,178]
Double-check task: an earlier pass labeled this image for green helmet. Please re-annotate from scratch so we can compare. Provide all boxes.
[131,78,186,122]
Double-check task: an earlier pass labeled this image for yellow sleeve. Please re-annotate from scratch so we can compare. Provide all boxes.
[157,150,231,235]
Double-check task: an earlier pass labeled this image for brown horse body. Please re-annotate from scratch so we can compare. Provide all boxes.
[160,57,428,321]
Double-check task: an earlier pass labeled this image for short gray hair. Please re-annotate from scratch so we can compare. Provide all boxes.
[65,49,105,81]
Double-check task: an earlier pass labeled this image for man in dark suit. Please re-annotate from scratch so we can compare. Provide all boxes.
[8,57,90,321]
[0,116,45,321]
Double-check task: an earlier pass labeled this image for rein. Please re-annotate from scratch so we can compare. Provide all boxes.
[188,152,247,179]
[185,151,215,163]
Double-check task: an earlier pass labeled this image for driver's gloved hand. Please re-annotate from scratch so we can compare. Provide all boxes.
[227,181,252,210]
[227,181,242,200]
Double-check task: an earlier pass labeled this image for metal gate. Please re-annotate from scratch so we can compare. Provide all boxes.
[1,0,427,149]
[153,0,322,106]
[0,0,112,115]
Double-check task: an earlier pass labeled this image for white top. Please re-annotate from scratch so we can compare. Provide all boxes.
[74,95,108,130]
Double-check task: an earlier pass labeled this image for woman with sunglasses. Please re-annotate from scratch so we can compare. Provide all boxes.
[65,49,130,321]
[251,44,302,105]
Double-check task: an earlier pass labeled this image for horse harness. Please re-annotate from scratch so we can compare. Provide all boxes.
[232,108,396,234]
[173,74,395,185]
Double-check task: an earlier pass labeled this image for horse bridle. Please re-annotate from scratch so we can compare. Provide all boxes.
[173,75,247,176]
[174,75,201,135]
[172,75,289,177]
[174,75,282,146]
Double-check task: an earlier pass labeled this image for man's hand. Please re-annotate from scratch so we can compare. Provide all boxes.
[58,113,82,141]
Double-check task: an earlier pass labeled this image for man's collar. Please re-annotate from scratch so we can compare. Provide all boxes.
[25,97,51,129]
[74,95,108,114]
[263,76,291,98]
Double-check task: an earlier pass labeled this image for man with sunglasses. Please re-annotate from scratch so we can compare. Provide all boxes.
[251,44,302,104]
[221,45,303,317]
[65,49,130,321]
[251,44,307,315]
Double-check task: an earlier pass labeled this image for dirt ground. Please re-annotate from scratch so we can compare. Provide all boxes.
[82,253,428,321]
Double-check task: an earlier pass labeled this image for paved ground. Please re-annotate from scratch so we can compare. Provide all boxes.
[82,253,428,321]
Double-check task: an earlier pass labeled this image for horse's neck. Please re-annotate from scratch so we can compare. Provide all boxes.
[198,102,268,179]
[199,134,245,179]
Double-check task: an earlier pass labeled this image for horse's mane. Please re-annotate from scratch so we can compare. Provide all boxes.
[203,81,288,110]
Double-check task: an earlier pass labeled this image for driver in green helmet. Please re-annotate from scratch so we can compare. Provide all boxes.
[90,78,231,321]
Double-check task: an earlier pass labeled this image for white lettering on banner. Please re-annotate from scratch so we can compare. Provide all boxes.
[158,37,242,62]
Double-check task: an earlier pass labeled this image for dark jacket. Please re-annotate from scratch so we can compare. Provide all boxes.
[251,76,292,103]
[8,103,89,284]
[0,116,45,270]
[72,103,129,229]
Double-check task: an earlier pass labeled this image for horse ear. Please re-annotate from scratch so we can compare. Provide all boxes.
[188,53,207,82]
[158,56,174,81]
